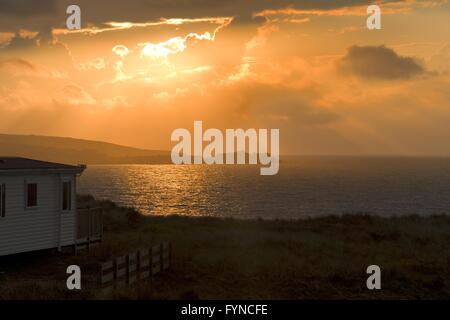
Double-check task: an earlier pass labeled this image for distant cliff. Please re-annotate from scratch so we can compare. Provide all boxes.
[0,133,171,165]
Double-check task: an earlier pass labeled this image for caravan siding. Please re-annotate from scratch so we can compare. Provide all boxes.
[0,173,76,256]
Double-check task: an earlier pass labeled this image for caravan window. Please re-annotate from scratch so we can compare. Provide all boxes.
[26,183,38,208]
[0,184,5,217]
[62,181,72,211]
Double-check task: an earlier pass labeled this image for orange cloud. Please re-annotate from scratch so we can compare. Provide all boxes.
[53,17,233,35]
[254,0,448,20]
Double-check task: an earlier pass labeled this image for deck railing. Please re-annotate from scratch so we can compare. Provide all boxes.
[77,207,103,243]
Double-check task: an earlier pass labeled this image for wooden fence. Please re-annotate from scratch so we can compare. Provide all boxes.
[98,242,171,289]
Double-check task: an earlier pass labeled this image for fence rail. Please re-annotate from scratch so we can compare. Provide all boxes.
[98,242,172,289]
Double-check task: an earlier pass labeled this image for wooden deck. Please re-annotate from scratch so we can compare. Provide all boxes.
[76,207,103,251]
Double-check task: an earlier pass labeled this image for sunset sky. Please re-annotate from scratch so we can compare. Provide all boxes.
[1,0,450,155]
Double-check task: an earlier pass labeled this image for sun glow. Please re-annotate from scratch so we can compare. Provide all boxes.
[140,37,187,59]
[138,31,218,62]
[138,17,231,61]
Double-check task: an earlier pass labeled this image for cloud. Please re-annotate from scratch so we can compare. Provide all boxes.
[337,45,426,80]
[112,45,130,59]
[0,0,59,33]
[54,17,232,36]
[0,30,74,72]
[0,0,57,18]
[76,57,106,71]
[137,21,231,63]
[2,0,441,34]
[0,0,448,155]
[57,84,96,105]
[1,26,58,51]
[0,58,36,71]
[241,84,341,125]
[1,32,38,51]
[254,0,448,19]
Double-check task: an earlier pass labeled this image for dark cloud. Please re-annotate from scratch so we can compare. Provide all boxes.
[0,31,74,71]
[0,0,403,32]
[0,0,60,37]
[0,0,57,17]
[338,45,426,80]
[57,0,375,23]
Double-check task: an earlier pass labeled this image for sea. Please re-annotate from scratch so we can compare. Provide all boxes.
[77,156,450,219]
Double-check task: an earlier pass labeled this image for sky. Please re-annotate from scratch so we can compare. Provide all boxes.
[0,0,450,155]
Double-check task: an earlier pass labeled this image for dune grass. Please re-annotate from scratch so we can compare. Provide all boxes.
[0,194,449,299]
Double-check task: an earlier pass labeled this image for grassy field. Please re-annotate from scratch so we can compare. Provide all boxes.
[0,194,449,299]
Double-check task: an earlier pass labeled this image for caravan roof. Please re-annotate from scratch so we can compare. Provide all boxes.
[0,157,85,173]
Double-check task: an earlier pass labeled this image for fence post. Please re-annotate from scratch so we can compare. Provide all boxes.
[160,243,164,272]
[100,208,104,241]
[87,209,92,252]
[168,242,172,269]
[126,254,130,285]
[150,246,154,285]
[137,250,141,281]
[113,258,118,288]
[97,263,102,287]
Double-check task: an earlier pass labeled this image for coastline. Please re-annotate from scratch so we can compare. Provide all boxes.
[0,195,449,299]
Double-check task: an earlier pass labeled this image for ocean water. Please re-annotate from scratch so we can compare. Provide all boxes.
[77,157,450,219]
